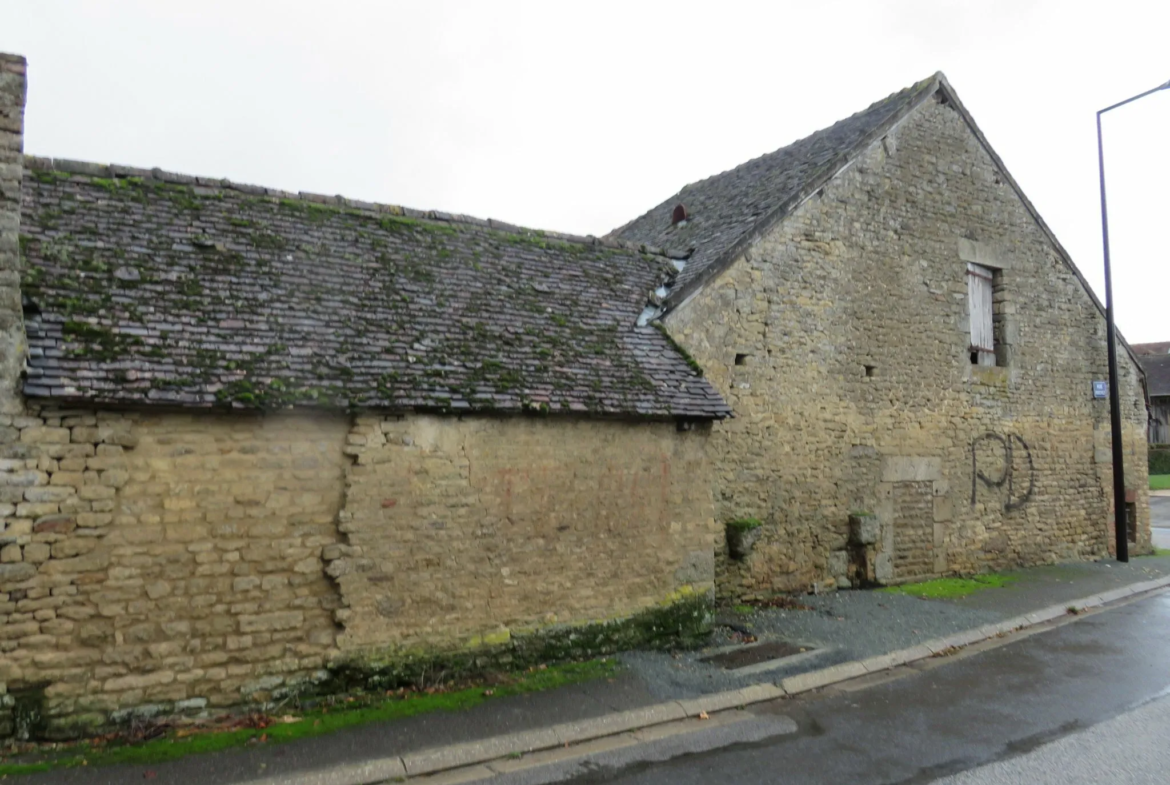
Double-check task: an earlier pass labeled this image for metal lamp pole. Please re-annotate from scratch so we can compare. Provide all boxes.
[1097,79,1170,563]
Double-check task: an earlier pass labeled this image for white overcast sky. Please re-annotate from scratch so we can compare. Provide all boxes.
[4,0,1169,341]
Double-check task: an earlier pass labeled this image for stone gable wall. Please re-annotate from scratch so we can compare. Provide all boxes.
[664,94,1150,598]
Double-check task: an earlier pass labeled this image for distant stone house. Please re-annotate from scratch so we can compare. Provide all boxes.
[613,73,1150,599]
[1131,343,1170,444]
[0,53,731,737]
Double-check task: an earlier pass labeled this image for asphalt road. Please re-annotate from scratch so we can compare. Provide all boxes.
[932,692,1170,784]
[551,590,1170,785]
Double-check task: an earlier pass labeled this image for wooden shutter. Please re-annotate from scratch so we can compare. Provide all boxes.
[967,262,995,366]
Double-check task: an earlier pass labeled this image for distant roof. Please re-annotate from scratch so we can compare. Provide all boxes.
[612,74,941,306]
[1133,347,1170,398]
[1131,342,1170,357]
[19,158,730,419]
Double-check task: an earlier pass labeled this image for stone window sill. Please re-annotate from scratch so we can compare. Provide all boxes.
[969,365,1009,387]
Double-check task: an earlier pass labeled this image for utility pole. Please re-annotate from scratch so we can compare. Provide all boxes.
[1097,79,1170,562]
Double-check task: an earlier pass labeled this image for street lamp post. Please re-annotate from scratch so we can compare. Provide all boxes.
[1097,79,1170,563]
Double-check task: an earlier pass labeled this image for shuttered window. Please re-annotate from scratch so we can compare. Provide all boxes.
[967,262,995,366]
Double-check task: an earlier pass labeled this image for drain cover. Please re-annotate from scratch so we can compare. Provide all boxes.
[700,641,814,670]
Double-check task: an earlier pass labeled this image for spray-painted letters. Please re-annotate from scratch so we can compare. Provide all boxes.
[970,432,1034,511]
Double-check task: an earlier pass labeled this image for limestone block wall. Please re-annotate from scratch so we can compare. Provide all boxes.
[0,54,25,417]
[328,414,716,653]
[0,406,348,734]
[665,94,1150,599]
[0,405,715,735]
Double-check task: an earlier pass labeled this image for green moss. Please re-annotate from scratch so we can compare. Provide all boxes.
[251,232,287,251]
[31,170,71,184]
[0,660,618,774]
[89,177,120,192]
[377,214,458,236]
[215,377,345,409]
[278,199,341,223]
[61,321,143,362]
[331,593,711,695]
[651,321,704,376]
[879,574,1016,599]
[179,278,204,297]
[726,517,762,532]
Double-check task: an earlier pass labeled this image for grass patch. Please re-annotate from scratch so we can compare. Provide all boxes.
[879,573,1017,599]
[0,659,618,775]
[725,518,762,532]
[1140,547,1170,557]
[1150,474,1170,491]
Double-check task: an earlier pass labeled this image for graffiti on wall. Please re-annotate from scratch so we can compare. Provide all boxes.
[970,432,1034,511]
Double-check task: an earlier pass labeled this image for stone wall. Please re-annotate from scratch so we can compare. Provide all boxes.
[329,415,715,653]
[664,93,1150,598]
[0,54,25,416]
[0,406,349,737]
[0,405,714,736]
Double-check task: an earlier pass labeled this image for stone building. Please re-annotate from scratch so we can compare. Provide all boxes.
[614,73,1151,599]
[1130,343,1170,444]
[0,51,1151,736]
[0,53,730,737]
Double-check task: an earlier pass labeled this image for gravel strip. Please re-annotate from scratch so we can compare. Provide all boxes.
[622,591,1003,701]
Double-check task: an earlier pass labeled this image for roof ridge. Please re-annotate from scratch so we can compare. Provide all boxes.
[22,154,686,260]
[605,73,941,247]
[680,73,942,197]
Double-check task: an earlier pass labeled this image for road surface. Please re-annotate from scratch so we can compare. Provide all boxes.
[549,589,1170,785]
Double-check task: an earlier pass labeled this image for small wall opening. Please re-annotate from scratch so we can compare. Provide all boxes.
[864,365,876,378]
[735,353,750,366]
[1126,502,1137,543]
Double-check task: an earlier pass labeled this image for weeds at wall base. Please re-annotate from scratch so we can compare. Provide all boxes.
[0,660,621,776]
[0,596,711,774]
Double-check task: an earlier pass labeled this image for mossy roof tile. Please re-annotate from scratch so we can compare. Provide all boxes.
[19,164,730,419]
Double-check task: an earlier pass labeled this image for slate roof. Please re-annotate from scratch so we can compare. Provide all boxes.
[1131,342,1170,357]
[612,75,941,307]
[1132,344,1170,398]
[18,158,730,419]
